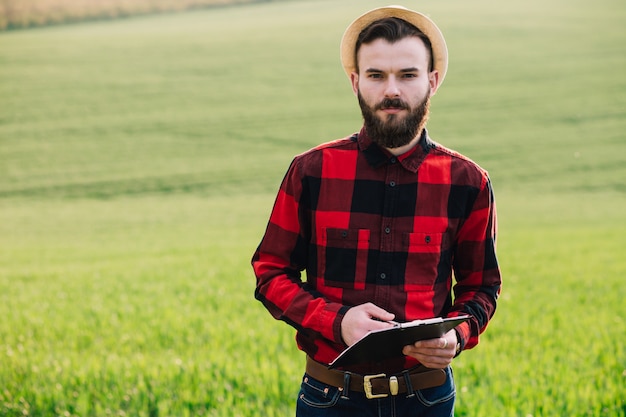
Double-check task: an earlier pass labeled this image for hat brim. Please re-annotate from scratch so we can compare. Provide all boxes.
[340,6,448,88]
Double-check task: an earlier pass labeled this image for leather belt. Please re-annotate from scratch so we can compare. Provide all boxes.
[305,356,446,399]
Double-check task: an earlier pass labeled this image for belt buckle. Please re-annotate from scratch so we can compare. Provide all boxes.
[363,373,387,399]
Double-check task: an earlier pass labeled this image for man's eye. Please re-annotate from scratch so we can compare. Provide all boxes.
[368,73,383,79]
[402,73,417,78]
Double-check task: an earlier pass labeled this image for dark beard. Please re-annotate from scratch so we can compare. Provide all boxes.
[358,91,430,149]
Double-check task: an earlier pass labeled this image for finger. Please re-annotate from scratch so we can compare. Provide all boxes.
[412,338,443,349]
[441,337,448,349]
[403,345,448,356]
[417,358,451,369]
[403,343,455,360]
[405,351,453,368]
[404,351,451,368]
[362,303,395,322]
[366,315,396,330]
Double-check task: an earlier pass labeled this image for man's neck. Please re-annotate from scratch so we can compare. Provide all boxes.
[384,131,423,156]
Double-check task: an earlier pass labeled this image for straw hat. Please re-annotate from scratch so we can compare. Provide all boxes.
[340,5,448,88]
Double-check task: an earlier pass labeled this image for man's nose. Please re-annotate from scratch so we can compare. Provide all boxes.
[384,76,400,97]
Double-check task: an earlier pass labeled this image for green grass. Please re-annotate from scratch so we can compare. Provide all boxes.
[0,195,298,416]
[1,0,625,415]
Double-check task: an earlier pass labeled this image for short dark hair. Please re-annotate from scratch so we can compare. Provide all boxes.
[355,17,434,72]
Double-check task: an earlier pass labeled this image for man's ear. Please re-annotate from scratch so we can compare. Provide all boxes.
[428,70,440,97]
[350,72,359,95]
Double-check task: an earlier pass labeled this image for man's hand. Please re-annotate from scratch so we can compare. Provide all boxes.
[340,303,395,346]
[402,329,458,369]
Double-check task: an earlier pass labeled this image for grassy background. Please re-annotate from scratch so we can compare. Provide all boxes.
[0,0,625,416]
[0,0,266,30]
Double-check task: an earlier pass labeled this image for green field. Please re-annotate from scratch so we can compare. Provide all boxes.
[1,0,625,416]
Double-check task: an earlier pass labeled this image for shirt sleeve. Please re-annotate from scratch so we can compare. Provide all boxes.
[251,156,348,346]
[448,175,501,351]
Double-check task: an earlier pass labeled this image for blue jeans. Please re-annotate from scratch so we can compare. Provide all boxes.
[296,366,455,417]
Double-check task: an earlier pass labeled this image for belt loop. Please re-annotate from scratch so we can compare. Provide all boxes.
[341,372,351,400]
[403,370,415,398]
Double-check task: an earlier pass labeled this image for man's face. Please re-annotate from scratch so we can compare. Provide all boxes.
[351,36,439,149]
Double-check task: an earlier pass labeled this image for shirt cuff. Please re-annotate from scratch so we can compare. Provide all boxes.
[333,305,351,346]
[454,322,470,356]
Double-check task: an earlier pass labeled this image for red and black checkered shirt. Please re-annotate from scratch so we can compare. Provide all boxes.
[252,127,501,372]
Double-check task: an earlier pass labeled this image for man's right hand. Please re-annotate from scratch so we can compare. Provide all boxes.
[340,302,396,346]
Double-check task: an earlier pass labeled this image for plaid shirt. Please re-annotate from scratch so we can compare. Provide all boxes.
[252,127,501,372]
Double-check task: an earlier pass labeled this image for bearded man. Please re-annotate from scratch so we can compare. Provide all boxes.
[252,6,502,416]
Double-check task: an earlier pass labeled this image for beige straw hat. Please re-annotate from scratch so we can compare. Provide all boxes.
[340,5,448,88]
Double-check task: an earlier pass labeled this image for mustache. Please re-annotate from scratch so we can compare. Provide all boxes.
[375,98,410,111]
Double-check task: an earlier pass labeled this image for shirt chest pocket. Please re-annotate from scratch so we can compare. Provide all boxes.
[319,228,370,289]
[404,232,448,287]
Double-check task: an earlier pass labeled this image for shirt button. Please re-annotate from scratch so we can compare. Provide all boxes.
[380,273,387,280]
[389,181,396,187]
[390,157,397,164]
[384,227,391,234]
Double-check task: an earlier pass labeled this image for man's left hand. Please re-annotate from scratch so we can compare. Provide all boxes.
[402,329,457,369]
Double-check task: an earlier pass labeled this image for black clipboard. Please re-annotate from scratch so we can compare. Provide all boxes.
[329,315,470,369]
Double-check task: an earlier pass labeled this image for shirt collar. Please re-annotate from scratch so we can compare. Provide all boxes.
[356,126,434,173]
